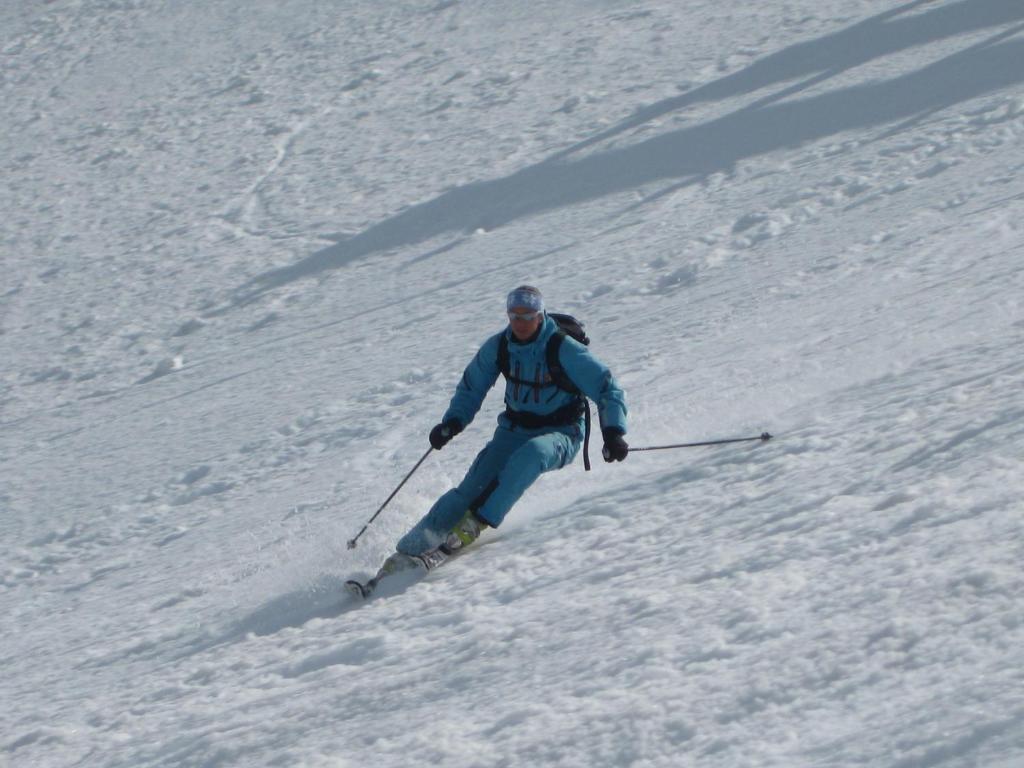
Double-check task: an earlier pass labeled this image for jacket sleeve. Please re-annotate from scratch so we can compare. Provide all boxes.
[442,333,502,428]
[558,338,628,434]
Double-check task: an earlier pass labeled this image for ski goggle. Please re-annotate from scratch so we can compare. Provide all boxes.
[508,310,542,322]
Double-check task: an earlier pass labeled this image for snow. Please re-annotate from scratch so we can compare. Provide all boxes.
[3,0,1024,766]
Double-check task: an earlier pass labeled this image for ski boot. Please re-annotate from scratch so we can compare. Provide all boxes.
[345,512,489,599]
[441,510,488,554]
[345,552,423,598]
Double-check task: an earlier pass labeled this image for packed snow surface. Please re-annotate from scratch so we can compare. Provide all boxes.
[3,1,1024,766]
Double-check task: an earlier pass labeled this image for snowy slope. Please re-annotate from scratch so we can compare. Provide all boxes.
[3,1,1024,766]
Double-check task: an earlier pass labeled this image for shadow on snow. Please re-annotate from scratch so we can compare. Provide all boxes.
[230,0,1024,308]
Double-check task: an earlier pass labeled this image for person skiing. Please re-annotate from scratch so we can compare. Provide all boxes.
[364,285,629,586]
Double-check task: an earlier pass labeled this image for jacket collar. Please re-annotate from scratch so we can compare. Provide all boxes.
[508,313,552,346]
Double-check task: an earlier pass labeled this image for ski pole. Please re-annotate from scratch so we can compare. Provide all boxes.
[347,446,434,549]
[630,431,773,452]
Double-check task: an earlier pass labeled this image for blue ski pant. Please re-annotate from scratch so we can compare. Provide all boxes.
[396,425,581,556]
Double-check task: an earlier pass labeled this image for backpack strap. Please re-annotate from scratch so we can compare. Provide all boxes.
[497,331,566,389]
[545,331,578,394]
[497,332,510,379]
[546,331,592,472]
[499,327,583,392]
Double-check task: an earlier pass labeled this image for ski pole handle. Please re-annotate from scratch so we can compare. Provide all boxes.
[347,446,435,549]
[630,432,773,452]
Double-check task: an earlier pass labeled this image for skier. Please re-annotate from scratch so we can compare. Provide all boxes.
[364,285,629,586]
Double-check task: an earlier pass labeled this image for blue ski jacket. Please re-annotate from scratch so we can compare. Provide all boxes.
[442,314,628,437]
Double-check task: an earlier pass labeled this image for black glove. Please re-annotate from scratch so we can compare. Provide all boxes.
[602,427,629,462]
[429,419,463,450]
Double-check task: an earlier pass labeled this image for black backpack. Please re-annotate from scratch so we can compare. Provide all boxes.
[496,313,595,470]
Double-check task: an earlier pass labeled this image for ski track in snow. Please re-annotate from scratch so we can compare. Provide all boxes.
[3,1,1024,766]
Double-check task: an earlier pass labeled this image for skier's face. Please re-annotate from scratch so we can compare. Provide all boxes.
[508,306,543,341]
